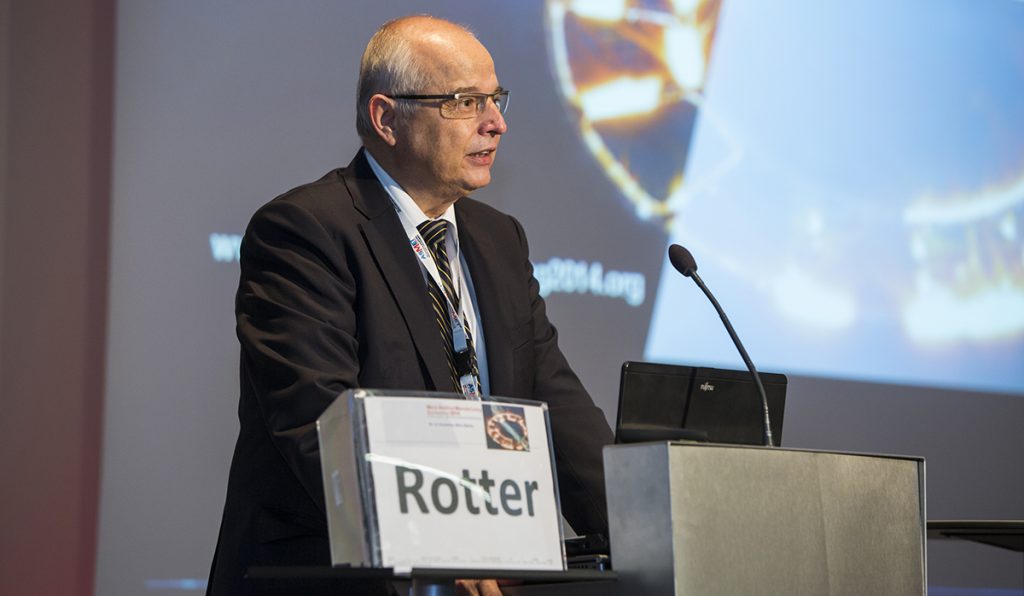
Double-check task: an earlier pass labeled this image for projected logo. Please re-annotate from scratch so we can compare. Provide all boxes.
[545,0,724,223]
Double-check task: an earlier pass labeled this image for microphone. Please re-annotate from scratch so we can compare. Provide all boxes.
[668,244,774,447]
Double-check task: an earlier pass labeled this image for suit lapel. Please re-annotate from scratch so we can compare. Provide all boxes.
[457,205,517,397]
[342,151,454,392]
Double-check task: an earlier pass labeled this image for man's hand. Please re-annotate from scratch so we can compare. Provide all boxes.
[455,578,503,596]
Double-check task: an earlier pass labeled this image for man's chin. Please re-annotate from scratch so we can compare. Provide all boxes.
[459,174,493,196]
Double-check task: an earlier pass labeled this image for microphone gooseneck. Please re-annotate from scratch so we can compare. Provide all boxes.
[668,244,774,447]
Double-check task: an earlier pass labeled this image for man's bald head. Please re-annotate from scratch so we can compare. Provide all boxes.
[355,15,482,140]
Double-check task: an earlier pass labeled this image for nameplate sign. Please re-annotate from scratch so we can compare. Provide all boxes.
[317,391,565,574]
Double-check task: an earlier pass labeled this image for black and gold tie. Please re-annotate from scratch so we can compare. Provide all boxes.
[416,219,479,394]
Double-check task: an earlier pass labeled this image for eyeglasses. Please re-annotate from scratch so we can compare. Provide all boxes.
[391,89,510,119]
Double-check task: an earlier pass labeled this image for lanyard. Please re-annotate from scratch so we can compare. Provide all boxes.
[391,202,481,399]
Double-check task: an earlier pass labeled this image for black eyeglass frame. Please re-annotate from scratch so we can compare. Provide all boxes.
[390,89,510,118]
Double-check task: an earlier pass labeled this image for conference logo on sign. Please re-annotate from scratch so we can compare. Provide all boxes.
[482,404,530,452]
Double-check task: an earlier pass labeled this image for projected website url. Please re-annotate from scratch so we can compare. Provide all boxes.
[533,257,645,307]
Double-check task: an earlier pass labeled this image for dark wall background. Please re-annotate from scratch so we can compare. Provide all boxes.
[0,0,113,594]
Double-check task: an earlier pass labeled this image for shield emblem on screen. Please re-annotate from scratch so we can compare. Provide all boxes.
[544,0,725,224]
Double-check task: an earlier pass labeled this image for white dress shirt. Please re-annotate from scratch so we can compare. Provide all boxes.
[364,150,490,394]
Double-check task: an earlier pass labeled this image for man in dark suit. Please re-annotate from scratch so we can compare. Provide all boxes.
[208,15,614,596]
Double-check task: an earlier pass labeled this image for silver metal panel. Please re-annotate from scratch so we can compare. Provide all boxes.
[815,452,924,595]
[604,444,676,595]
[605,443,925,595]
[671,445,831,595]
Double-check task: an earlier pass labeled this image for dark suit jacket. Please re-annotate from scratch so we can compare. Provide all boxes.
[207,150,614,595]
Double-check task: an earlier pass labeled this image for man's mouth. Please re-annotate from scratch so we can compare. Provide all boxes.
[468,149,495,158]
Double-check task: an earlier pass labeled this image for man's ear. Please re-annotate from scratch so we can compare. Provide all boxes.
[369,94,399,147]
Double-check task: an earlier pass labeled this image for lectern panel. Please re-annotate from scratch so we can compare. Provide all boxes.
[605,443,926,596]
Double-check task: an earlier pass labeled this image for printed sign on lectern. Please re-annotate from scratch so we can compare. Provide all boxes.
[317,390,566,573]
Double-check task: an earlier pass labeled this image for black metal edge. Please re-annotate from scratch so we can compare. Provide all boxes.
[246,566,616,583]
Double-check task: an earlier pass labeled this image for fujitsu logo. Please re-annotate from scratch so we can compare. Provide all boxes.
[699,382,714,392]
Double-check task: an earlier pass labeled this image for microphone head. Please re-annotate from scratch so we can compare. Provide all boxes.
[668,244,698,277]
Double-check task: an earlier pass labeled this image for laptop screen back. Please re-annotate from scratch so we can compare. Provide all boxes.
[616,361,787,446]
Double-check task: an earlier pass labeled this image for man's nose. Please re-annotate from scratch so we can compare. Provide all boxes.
[479,97,508,136]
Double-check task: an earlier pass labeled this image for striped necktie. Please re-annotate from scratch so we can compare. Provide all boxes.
[416,219,479,394]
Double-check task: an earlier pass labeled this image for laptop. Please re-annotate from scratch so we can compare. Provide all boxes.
[615,361,787,446]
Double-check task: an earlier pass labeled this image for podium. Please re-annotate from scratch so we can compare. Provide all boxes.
[252,392,927,595]
[604,442,927,595]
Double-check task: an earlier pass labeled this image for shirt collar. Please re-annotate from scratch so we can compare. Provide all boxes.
[364,149,458,232]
